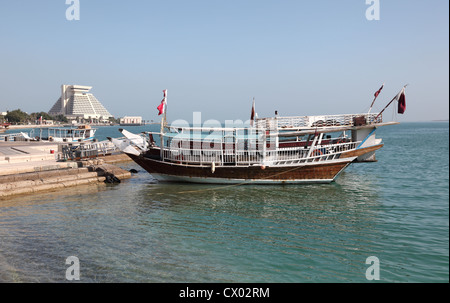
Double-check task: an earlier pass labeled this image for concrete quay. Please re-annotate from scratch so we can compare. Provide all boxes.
[0,141,58,167]
[0,141,132,199]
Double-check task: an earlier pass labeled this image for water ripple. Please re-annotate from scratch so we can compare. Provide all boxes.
[0,123,448,282]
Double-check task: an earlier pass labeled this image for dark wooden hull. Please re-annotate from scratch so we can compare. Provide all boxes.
[126,153,354,184]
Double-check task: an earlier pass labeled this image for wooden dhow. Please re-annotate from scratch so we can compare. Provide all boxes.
[110,87,406,185]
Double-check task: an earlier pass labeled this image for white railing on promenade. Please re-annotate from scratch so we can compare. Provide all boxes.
[61,140,120,160]
[0,133,28,142]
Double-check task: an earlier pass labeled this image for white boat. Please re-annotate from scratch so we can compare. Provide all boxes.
[25,125,97,142]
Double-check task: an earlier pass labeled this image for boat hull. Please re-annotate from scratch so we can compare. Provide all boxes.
[340,144,384,162]
[126,154,355,184]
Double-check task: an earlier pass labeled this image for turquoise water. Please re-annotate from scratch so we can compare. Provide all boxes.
[0,122,448,282]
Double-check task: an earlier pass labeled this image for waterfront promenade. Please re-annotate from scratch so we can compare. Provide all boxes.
[6,123,115,129]
[0,141,131,198]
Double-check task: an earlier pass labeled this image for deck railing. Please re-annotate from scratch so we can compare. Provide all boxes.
[161,140,361,167]
[151,114,372,166]
[255,113,382,129]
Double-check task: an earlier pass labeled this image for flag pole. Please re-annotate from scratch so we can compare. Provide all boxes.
[368,83,384,114]
[159,90,167,160]
[375,96,396,121]
[163,90,168,128]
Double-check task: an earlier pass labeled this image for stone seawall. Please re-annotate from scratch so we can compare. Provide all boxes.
[0,142,133,199]
[0,159,131,199]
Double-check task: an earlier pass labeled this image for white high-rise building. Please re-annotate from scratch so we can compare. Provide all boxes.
[49,85,113,123]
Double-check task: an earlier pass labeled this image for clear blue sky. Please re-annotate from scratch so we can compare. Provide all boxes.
[0,0,448,122]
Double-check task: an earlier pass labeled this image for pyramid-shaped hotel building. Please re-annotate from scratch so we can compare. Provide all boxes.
[49,85,113,123]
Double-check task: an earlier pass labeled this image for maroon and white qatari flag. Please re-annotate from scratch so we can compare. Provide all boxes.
[157,89,167,116]
[397,87,406,114]
[374,84,384,98]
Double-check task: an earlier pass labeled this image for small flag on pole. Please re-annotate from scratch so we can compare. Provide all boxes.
[374,84,384,98]
[396,86,406,114]
[250,98,256,126]
[157,89,167,116]
[368,83,384,114]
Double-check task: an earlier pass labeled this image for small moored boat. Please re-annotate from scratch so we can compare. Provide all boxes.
[23,125,97,142]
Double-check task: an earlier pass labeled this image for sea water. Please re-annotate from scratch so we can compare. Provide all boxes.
[0,122,448,282]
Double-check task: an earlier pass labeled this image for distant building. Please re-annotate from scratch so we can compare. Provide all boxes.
[120,116,143,126]
[36,118,53,125]
[49,85,113,123]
